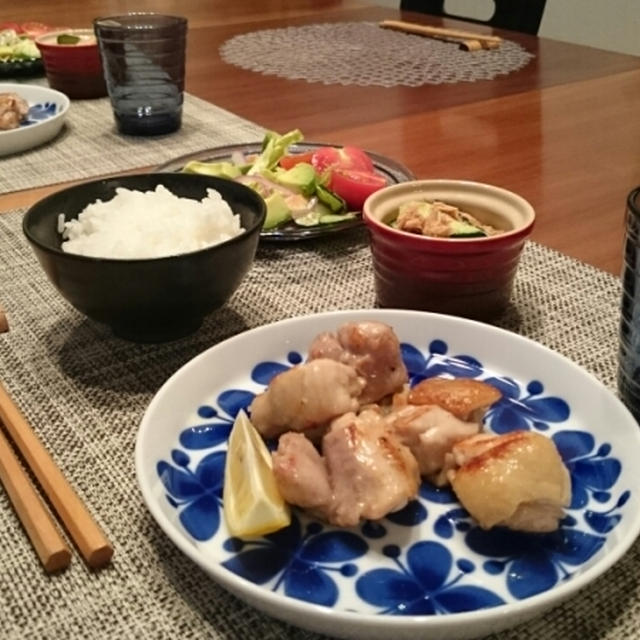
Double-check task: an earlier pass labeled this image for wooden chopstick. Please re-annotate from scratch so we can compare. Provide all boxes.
[0,382,114,569]
[380,20,502,48]
[0,307,8,333]
[0,428,71,572]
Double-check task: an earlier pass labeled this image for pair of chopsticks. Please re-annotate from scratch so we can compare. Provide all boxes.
[380,20,502,51]
[0,381,113,572]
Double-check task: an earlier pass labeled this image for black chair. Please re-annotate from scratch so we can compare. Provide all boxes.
[399,0,546,35]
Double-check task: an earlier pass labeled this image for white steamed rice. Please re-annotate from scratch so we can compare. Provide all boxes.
[58,185,244,259]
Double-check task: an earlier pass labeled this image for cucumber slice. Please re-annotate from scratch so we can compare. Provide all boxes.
[319,212,357,225]
[316,184,346,213]
[57,34,81,45]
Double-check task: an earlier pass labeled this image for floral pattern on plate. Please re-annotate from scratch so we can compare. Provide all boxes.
[21,101,59,127]
[155,337,628,616]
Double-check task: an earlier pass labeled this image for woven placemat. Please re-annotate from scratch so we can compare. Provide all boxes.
[220,22,534,88]
[0,207,636,640]
[0,93,264,195]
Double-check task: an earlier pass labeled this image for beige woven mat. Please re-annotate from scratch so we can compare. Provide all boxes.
[0,205,636,640]
[220,22,535,88]
[0,93,264,195]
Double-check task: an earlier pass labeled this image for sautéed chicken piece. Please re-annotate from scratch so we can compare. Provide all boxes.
[249,358,365,439]
[249,321,570,534]
[0,92,29,131]
[308,321,408,404]
[323,410,420,527]
[445,431,571,532]
[272,432,332,510]
[273,409,420,527]
[385,404,481,484]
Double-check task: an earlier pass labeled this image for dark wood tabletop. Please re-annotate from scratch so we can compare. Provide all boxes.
[2,0,639,274]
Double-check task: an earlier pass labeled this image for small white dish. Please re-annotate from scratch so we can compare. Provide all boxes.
[0,82,69,156]
[136,309,640,640]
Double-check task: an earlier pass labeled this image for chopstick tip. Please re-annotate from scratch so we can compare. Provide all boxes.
[87,544,114,570]
[0,308,8,334]
[44,548,72,573]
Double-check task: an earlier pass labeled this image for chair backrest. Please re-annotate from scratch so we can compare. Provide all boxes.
[399,0,546,35]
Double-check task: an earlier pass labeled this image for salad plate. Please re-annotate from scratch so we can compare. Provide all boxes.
[0,83,69,156]
[0,24,45,78]
[136,309,640,640]
[155,142,416,241]
[0,58,44,78]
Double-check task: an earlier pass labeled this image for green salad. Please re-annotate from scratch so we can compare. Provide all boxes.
[181,129,387,229]
[0,29,40,62]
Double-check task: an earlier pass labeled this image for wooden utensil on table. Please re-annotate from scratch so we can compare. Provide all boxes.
[0,428,71,572]
[380,20,502,51]
[0,382,114,569]
[0,306,8,333]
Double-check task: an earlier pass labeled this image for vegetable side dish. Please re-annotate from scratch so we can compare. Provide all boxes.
[182,129,388,230]
[391,199,505,238]
[224,322,571,538]
[0,29,40,63]
[0,92,28,130]
[0,22,52,63]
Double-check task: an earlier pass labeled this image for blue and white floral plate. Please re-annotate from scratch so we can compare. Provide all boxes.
[0,83,69,156]
[135,310,640,640]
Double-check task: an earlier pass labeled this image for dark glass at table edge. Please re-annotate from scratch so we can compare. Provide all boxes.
[618,186,640,423]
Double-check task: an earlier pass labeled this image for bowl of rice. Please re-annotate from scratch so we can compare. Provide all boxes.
[23,173,266,342]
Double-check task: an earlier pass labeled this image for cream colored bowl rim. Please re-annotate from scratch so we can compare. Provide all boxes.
[364,178,536,241]
[36,29,97,46]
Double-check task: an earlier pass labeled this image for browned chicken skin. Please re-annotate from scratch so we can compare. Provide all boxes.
[0,92,29,131]
[308,321,408,404]
[408,377,502,421]
[445,431,571,532]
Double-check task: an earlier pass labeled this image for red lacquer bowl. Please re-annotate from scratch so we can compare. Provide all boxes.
[36,29,107,99]
[363,179,535,321]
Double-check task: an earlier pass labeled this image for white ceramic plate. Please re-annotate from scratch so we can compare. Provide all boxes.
[136,310,640,640]
[0,83,69,156]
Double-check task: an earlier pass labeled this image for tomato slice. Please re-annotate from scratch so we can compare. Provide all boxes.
[279,150,314,170]
[0,22,23,33]
[311,145,375,175]
[20,22,54,38]
[329,169,387,210]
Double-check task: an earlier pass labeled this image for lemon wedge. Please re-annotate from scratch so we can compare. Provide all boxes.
[223,410,291,538]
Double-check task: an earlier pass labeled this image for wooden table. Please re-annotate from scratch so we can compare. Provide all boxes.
[2,0,639,274]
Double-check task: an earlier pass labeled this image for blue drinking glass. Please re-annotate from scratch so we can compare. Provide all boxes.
[94,13,187,136]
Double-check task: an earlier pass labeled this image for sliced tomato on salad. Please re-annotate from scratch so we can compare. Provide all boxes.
[0,22,23,33]
[311,145,375,175]
[19,22,54,38]
[329,168,387,210]
[279,150,314,170]
[181,128,390,230]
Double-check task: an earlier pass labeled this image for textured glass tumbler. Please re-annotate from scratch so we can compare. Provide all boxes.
[94,13,187,136]
[618,187,640,423]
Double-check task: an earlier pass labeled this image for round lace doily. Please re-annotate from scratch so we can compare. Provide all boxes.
[220,22,535,88]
